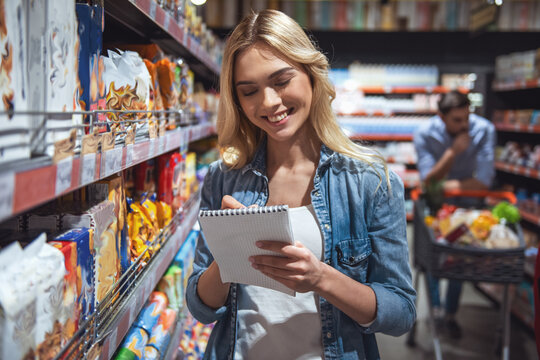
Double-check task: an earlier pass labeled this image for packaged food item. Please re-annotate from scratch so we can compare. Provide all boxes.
[76,2,105,129]
[135,160,156,197]
[156,58,179,111]
[54,228,95,324]
[166,265,184,309]
[156,200,173,229]
[171,153,185,212]
[0,242,36,360]
[102,49,151,141]
[62,201,119,306]
[88,174,130,273]
[29,235,66,360]
[183,152,198,202]
[157,153,174,205]
[49,240,79,343]
[147,308,177,353]
[43,0,83,158]
[115,327,149,360]
[174,229,199,290]
[0,0,31,164]
[133,291,168,335]
[143,345,160,360]
[157,272,179,310]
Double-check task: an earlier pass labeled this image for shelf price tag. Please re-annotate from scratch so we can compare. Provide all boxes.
[163,12,170,31]
[158,136,166,154]
[107,329,118,359]
[149,139,157,158]
[126,144,134,168]
[55,156,73,195]
[102,147,123,178]
[0,172,15,221]
[81,153,97,185]
[149,0,156,19]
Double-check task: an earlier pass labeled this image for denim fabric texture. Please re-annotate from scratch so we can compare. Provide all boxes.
[186,142,416,360]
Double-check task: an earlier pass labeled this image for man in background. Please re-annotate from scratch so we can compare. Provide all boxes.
[413,90,496,338]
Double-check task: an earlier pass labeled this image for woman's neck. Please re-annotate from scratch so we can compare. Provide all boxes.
[266,132,321,172]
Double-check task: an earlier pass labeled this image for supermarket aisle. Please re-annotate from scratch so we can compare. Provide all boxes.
[377,224,538,360]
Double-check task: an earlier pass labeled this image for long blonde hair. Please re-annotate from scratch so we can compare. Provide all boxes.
[218,9,388,184]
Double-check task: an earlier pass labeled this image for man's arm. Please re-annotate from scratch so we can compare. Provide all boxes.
[443,178,488,191]
[424,132,470,183]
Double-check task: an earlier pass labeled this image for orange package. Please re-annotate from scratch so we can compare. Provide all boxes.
[156,58,179,110]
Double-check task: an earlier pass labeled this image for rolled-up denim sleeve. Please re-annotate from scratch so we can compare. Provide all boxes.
[363,171,416,336]
[474,123,496,187]
[414,130,435,181]
[185,162,230,324]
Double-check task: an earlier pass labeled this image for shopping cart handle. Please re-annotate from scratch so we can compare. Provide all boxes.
[443,189,517,204]
[410,188,517,204]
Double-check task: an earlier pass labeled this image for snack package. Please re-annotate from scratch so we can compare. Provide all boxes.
[62,201,119,306]
[43,0,83,157]
[173,229,199,291]
[183,152,198,202]
[171,153,185,212]
[147,308,177,353]
[156,200,172,229]
[156,58,179,111]
[157,153,174,205]
[115,327,149,360]
[0,0,31,163]
[49,240,79,343]
[156,273,179,310]
[88,174,130,273]
[166,265,184,310]
[143,345,160,360]
[76,2,105,130]
[102,49,151,141]
[135,159,156,197]
[54,228,95,325]
[143,59,164,112]
[28,235,66,360]
[134,291,168,335]
[0,242,36,360]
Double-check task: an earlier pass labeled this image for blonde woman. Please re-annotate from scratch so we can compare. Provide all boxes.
[186,9,415,360]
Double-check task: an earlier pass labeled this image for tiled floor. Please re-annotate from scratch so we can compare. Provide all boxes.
[377,225,538,360]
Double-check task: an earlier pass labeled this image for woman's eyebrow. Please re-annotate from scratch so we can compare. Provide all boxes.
[235,67,295,87]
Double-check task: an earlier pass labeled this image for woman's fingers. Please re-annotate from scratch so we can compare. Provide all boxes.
[221,195,246,209]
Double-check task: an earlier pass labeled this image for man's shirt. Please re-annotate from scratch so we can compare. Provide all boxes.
[413,113,496,187]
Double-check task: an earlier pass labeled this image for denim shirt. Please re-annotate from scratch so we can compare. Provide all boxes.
[186,142,416,360]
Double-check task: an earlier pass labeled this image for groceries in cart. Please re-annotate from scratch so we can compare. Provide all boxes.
[424,201,521,249]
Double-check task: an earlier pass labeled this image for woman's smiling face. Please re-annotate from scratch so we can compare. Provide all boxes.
[233,42,313,143]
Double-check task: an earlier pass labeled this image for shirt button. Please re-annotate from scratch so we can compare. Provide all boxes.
[326,332,332,339]
[324,224,330,230]
[314,191,320,197]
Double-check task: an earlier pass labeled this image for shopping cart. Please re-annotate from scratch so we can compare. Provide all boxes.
[406,189,525,360]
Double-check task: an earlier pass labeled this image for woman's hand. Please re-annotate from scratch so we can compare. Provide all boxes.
[249,241,327,293]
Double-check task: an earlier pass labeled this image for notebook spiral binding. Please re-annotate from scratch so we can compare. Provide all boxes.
[199,205,289,217]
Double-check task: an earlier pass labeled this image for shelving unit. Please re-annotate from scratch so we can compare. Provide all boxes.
[0,122,215,224]
[490,49,540,334]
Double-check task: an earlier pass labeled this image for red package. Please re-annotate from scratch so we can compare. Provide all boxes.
[157,153,174,205]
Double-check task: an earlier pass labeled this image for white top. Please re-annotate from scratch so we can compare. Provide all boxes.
[234,205,324,360]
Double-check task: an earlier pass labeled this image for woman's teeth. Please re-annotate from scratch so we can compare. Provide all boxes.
[268,111,288,123]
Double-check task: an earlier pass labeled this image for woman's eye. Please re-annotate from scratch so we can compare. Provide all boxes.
[242,89,257,97]
[275,78,291,87]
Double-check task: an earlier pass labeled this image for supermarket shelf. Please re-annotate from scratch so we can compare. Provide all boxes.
[493,78,540,92]
[350,134,414,141]
[494,123,540,133]
[355,86,468,94]
[495,161,540,180]
[0,123,216,223]
[96,195,201,360]
[519,207,540,227]
[104,0,220,79]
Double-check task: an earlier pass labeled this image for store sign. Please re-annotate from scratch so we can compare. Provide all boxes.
[470,4,499,32]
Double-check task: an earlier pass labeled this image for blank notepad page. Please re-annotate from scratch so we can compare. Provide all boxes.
[198,206,295,296]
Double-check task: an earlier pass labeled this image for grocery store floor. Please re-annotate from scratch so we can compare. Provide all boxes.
[377,224,538,360]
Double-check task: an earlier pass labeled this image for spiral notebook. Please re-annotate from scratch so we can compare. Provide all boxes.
[198,205,295,296]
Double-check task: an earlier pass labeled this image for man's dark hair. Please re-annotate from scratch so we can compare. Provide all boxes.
[437,90,470,115]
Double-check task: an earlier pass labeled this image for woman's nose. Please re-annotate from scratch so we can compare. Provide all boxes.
[262,87,281,108]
